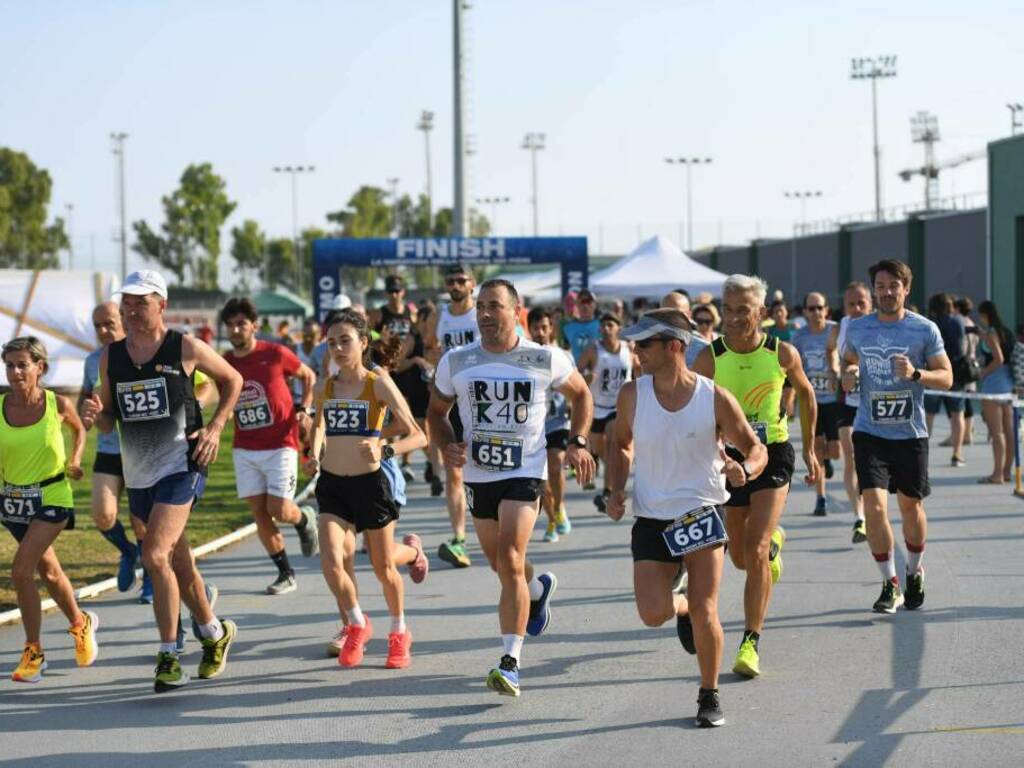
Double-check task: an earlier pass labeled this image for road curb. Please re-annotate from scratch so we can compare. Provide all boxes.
[0,523,258,627]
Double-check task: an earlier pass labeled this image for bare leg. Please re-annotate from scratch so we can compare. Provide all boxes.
[740,486,788,633]
[839,426,863,519]
[141,501,194,643]
[445,465,467,540]
[12,521,76,644]
[318,514,359,618]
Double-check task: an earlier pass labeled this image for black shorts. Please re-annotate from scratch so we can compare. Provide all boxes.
[815,402,841,442]
[546,429,569,451]
[93,451,124,479]
[924,391,965,415]
[724,442,795,507]
[316,468,399,532]
[836,403,858,429]
[449,407,465,443]
[592,412,617,434]
[3,508,75,542]
[852,432,930,499]
[630,510,726,564]
[396,370,430,420]
[465,477,543,521]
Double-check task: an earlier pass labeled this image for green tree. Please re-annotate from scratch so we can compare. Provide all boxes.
[430,206,490,237]
[326,186,392,238]
[0,148,68,269]
[266,238,297,291]
[132,163,237,288]
[298,226,327,297]
[229,219,266,293]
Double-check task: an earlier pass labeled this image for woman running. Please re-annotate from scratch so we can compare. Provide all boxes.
[2,336,98,682]
[305,310,428,669]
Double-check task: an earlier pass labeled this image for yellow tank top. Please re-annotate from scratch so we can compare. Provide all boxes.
[319,370,387,437]
[711,335,789,445]
[0,390,74,508]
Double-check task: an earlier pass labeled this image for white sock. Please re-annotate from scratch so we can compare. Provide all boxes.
[159,642,178,654]
[200,618,224,641]
[527,576,545,601]
[906,544,925,575]
[873,551,897,582]
[502,634,524,663]
[349,604,366,626]
[391,614,406,634]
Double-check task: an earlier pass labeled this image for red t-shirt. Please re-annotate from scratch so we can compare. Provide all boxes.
[225,341,302,451]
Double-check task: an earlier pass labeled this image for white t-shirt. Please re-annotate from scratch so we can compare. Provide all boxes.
[434,338,574,483]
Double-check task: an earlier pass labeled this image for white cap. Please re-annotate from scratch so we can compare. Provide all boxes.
[114,270,168,299]
[328,293,352,310]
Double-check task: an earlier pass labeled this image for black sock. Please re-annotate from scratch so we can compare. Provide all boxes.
[294,513,308,532]
[101,520,135,558]
[743,629,760,650]
[270,549,293,577]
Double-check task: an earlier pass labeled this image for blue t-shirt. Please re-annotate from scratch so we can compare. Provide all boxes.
[844,311,945,439]
[685,335,709,369]
[82,347,121,455]
[379,457,406,506]
[562,319,601,364]
[791,322,838,405]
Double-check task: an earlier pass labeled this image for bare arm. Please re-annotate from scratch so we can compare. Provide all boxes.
[303,380,328,474]
[82,347,117,434]
[577,344,597,384]
[980,329,1004,379]
[556,370,596,487]
[183,335,243,467]
[604,381,636,521]
[374,375,427,457]
[57,394,87,479]
[715,385,767,481]
[691,345,715,378]
[780,342,821,485]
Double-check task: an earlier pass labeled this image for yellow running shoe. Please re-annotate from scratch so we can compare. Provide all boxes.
[733,637,761,678]
[69,610,99,667]
[12,644,47,683]
[768,526,786,585]
[543,521,559,542]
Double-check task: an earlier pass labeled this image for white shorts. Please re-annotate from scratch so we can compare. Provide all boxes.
[232,447,298,500]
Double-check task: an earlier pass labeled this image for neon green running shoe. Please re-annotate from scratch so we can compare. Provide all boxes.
[768,526,786,584]
[198,619,237,679]
[154,651,189,693]
[438,538,471,568]
[733,638,761,678]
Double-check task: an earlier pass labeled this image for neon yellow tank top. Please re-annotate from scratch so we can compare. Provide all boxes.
[0,390,74,508]
[711,335,789,445]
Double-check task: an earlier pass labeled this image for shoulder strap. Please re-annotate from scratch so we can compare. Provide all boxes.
[711,338,727,357]
[764,335,779,352]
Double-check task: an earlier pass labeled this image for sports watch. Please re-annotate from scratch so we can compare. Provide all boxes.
[911,369,922,382]
[381,444,396,461]
[569,435,587,449]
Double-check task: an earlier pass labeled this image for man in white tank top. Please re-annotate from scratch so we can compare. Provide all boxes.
[604,308,767,728]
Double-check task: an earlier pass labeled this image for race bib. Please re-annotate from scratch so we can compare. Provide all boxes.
[1,485,43,523]
[471,433,523,472]
[809,374,832,395]
[662,506,728,558]
[324,399,370,436]
[749,420,768,444]
[235,398,273,431]
[870,390,913,424]
[116,378,171,422]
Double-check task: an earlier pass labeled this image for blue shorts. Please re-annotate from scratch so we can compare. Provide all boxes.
[980,366,1014,396]
[127,472,206,524]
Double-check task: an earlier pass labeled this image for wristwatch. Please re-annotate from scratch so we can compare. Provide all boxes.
[381,444,396,460]
[569,434,587,449]
[296,405,315,417]
[911,369,922,382]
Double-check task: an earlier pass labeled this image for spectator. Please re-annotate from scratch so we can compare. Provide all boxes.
[196,318,215,345]
[923,293,967,466]
[1012,324,1024,395]
[952,297,979,446]
[766,300,792,342]
[692,303,719,343]
[976,300,1016,484]
[789,304,807,330]
[561,288,601,363]
[276,320,296,351]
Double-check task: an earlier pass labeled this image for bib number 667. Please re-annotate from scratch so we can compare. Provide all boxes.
[672,515,715,549]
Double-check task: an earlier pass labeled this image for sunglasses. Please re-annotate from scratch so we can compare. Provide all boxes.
[578,297,595,304]
[636,336,673,348]
[386,288,403,294]
[804,305,826,312]
[694,317,713,326]
[445,277,469,285]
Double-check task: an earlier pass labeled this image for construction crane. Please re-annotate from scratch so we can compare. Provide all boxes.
[897,111,984,209]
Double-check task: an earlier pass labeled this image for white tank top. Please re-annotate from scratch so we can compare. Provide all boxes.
[837,316,859,407]
[632,374,728,520]
[436,305,478,352]
[589,342,632,418]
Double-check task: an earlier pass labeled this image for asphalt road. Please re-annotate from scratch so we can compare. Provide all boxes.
[2,426,1024,767]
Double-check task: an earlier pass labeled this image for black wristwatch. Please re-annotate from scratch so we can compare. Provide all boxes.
[911,369,922,382]
[569,434,587,449]
[381,444,396,460]
[296,405,315,417]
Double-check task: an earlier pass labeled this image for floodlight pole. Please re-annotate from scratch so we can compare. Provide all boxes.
[476,196,510,235]
[784,191,823,300]
[273,165,315,293]
[522,134,546,236]
[453,0,468,236]
[417,110,435,230]
[1008,103,1024,136]
[851,56,897,221]
[110,132,129,280]
[664,157,712,251]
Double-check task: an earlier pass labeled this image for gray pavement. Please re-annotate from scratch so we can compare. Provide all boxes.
[2,425,1024,767]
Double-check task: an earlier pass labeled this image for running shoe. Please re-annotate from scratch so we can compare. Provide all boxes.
[732,637,760,678]
[486,654,520,697]
[191,582,219,641]
[139,570,154,604]
[526,572,557,637]
[297,505,320,557]
[430,476,444,497]
[851,519,867,544]
[340,619,373,668]
[438,538,471,568]
[154,651,189,693]
[266,573,298,595]
[117,548,139,592]
[823,459,834,479]
[543,521,559,542]
[327,625,350,657]
[872,580,904,614]
[555,506,571,535]
[401,465,416,484]
[696,688,725,728]
[11,645,46,683]
[198,619,237,679]
[424,462,434,483]
[385,630,413,669]
[904,569,925,610]
[68,610,99,666]
[768,526,786,585]
[672,566,688,596]
[593,491,609,513]
[676,613,696,655]
[951,455,966,468]
[812,497,827,517]
[404,533,429,584]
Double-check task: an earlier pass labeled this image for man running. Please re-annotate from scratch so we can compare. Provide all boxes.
[692,274,820,679]
[561,288,601,363]
[83,270,243,692]
[606,308,768,727]
[660,291,710,366]
[791,292,840,516]
[828,282,872,543]
[841,259,952,613]
[428,279,595,697]
[222,297,319,596]
[423,263,478,568]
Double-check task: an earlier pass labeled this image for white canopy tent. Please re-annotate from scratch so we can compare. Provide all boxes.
[590,235,729,300]
[0,270,120,389]
[490,267,562,305]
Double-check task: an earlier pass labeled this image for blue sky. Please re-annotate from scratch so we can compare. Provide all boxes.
[3,0,1020,285]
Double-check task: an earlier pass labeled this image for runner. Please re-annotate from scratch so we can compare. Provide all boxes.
[561,288,601,364]
[841,259,953,613]
[3,336,99,683]
[605,308,768,727]
[304,309,429,669]
[78,302,140,593]
[428,278,595,697]
[791,292,840,516]
[82,270,243,692]
[577,313,634,511]
[423,263,478,568]
[526,306,574,542]
[660,291,710,366]
[692,274,820,678]
[828,282,872,542]
[221,297,320,596]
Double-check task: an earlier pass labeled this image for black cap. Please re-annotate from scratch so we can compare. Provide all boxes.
[577,288,596,301]
[443,262,470,277]
[385,275,404,292]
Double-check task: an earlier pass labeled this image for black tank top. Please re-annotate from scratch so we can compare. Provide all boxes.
[378,305,413,338]
[107,330,205,488]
